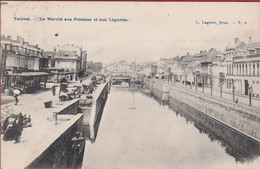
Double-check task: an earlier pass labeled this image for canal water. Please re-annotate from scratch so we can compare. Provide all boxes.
[83,86,260,169]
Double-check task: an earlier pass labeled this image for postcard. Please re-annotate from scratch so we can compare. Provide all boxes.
[1,1,260,169]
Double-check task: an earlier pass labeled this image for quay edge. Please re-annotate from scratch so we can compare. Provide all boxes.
[144,78,260,143]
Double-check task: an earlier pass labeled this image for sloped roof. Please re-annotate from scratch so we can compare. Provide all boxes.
[201,50,222,63]
[180,54,193,63]
[1,36,19,43]
[226,40,246,50]
[244,42,260,50]
[56,50,75,58]
[213,53,225,62]
[43,51,56,59]
[234,41,260,59]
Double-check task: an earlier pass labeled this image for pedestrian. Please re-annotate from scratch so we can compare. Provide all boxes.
[13,94,18,105]
[52,85,56,96]
[14,113,24,144]
[13,89,20,105]
[3,113,17,141]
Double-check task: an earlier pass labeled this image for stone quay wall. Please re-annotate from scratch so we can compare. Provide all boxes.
[144,78,260,142]
[88,82,110,141]
[57,99,79,115]
[149,79,171,101]
[26,114,84,169]
[168,97,260,162]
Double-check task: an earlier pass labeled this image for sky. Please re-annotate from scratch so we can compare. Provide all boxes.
[1,1,260,64]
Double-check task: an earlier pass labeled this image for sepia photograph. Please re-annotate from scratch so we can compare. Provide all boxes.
[1,1,260,169]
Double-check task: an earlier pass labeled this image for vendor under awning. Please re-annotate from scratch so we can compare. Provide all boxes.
[4,71,52,93]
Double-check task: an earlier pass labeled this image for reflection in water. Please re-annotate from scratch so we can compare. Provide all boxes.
[84,85,259,169]
[141,87,260,164]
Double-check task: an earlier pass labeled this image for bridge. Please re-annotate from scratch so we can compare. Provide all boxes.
[110,71,140,77]
[109,72,142,85]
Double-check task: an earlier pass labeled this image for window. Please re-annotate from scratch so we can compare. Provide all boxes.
[246,65,248,75]
[5,44,11,51]
[239,64,241,75]
[249,50,255,55]
[257,63,259,76]
[253,64,255,76]
[249,64,251,75]
[242,64,244,75]
[237,65,239,75]
[51,61,55,67]
[11,46,17,52]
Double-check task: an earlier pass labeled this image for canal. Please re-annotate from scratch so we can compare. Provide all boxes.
[83,86,260,169]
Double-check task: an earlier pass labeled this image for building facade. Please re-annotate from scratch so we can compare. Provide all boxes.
[227,41,260,97]
[1,35,50,93]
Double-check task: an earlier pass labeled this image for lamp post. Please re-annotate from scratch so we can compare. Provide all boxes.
[195,76,197,91]
[210,76,213,96]
[195,71,200,92]
[249,85,253,106]
[202,78,204,93]
[219,78,224,98]
[232,79,235,102]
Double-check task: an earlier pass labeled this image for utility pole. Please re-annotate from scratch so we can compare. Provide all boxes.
[202,78,204,93]
[232,79,235,101]
[210,76,213,96]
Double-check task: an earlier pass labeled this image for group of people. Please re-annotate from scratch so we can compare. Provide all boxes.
[53,75,107,101]
[2,113,32,143]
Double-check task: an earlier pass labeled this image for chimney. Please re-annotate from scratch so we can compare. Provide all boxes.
[248,36,253,43]
[234,37,239,43]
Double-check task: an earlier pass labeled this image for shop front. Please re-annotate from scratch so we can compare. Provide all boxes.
[4,71,52,93]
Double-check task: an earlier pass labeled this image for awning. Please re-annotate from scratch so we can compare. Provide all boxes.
[5,72,52,77]
[55,72,75,75]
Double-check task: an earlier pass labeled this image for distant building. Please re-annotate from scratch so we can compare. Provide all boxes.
[58,44,87,78]
[55,50,81,81]
[43,44,87,82]
[87,61,103,73]
[226,40,260,97]
[225,37,246,90]
[211,53,226,89]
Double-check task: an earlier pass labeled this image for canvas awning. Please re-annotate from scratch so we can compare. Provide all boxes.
[5,71,52,77]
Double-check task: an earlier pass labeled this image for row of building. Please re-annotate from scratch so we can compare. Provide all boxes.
[1,35,88,93]
[147,37,260,97]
